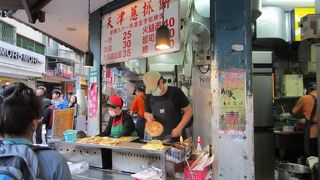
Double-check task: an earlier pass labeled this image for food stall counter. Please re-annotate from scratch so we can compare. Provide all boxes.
[71,167,131,180]
[48,139,167,179]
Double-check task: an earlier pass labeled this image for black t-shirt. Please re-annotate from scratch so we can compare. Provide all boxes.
[145,86,189,115]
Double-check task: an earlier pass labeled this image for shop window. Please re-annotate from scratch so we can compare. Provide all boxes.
[0,21,15,45]
[35,43,45,54]
[16,34,45,55]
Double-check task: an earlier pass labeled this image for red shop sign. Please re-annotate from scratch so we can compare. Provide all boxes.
[101,0,180,65]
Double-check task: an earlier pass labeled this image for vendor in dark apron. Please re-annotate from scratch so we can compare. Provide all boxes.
[293,86,318,157]
[303,94,317,157]
[99,95,137,138]
[143,71,193,142]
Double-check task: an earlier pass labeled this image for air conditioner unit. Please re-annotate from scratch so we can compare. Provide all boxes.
[301,14,320,40]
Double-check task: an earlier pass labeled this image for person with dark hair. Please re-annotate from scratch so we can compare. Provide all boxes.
[99,95,137,137]
[51,89,64,109]
[0,82,71,179]
[35,86,51,144]
[143,71,193,142]
[68,94,79,129]
[130,85,146,139]
[293,83,318,157]
[36,86,47,96]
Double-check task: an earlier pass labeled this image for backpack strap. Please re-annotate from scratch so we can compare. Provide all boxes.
[0,141,52,180]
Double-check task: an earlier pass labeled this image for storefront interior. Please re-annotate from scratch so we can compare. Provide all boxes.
[2,0,319,179]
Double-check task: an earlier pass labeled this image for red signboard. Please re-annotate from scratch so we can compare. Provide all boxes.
[101,0,180,65]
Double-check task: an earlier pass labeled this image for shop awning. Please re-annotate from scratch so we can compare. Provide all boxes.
[37,75,76,84]
[46,55,79,65]
[1,0,110,53]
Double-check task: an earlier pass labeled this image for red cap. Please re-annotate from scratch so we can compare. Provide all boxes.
[107,95,123,108]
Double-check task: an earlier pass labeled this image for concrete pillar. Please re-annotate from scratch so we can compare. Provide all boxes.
[211,0,254,179]
[87,9,102,136]
[316,0,320,14]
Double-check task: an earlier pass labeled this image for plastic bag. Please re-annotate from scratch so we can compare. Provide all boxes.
[68,161,89,175]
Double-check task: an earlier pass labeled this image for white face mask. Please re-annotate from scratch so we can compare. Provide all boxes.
[151,87,162,96]
[108,110,116,117]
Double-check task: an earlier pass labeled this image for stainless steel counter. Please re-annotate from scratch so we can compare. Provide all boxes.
[72,168,131,180]
[49,139,167,179]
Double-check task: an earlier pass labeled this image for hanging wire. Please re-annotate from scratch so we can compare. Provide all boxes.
[161,0,167,25]
[87,0,91,51]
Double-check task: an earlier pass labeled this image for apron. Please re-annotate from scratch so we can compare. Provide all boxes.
[110,113,124,138]
[110,113,138,138]
[150,88,186,142]
[304,94,317,156]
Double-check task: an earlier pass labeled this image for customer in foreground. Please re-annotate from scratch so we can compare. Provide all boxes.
[0,82,71,180]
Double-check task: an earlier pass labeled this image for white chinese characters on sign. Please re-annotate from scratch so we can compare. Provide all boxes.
[101,0,180,65]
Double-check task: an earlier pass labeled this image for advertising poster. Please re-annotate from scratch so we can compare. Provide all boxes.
[219,69,246,136]
[89,83,98,118]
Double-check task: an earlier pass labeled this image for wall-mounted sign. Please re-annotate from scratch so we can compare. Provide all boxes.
[101,0,180,65]
[89,71,98,84]
[0,41,45,77]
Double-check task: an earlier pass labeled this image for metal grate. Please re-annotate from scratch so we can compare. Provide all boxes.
[57,146,103,168]
[112,151,161,173]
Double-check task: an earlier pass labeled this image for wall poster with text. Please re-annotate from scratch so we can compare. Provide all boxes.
[219,69,246,136]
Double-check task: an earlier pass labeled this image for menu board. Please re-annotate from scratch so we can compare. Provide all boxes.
[101,0,180,65]
[52,108,74,138]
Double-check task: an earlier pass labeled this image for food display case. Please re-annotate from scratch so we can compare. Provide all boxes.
[49,139,168,179]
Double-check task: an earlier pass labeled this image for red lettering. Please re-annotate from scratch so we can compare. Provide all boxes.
[170,28,174,37]
[142,35,148,44]
[123,40,131,48]
[149,34,155,42]
[154,14,159,20]
[143,0,154,17]
[148,23,155,33]
[143,45,148,53]
[117,11,125,25]
[170,39,174,47]
[149,16,153,23]
[159,0,170,9]
[130,5,138,21]
[155,22,161,29]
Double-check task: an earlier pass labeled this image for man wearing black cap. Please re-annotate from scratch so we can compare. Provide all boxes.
[130,85,146,139]
[143,71,193,142]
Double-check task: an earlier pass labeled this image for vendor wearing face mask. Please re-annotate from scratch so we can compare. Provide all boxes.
[143,71,193,142]
[99,95,137,138]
